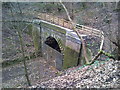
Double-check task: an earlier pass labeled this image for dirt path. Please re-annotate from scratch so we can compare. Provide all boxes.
[2,57,59,88]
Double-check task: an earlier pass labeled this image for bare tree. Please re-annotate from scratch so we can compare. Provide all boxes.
[117,1,120,60]
[60,1,115,64]
[101,2,119,60]
[6,2,32,86]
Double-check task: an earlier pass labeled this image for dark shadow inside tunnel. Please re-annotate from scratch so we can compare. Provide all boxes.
[44,36,61,53]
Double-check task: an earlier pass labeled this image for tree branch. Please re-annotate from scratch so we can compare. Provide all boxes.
[60,0,90,64]
[90,50,115,64]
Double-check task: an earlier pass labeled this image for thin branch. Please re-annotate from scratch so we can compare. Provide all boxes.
[100,31,104,51]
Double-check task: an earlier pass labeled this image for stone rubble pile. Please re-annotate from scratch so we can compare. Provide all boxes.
[31,59,120,88]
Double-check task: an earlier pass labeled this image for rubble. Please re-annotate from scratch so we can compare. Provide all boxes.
[31,59,120,88]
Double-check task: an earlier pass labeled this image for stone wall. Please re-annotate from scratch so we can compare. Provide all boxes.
[35,20,86,70]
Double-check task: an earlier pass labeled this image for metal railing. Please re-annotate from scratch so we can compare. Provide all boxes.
[38,13,103,38]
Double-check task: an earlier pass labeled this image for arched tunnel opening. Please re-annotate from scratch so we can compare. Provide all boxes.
[44,36,61,53]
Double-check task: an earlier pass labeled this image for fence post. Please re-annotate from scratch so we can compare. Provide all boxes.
[58,17,59,26]
[45,13,46,21]
[68,21,69,28]
[53,15,54,24]
[69,21,71,29]
[43,15,46,20]
[47,14,48,21]
[63,19,64,27]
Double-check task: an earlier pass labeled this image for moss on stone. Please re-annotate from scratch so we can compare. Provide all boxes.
[41,22,66,34]
[32,25,40,56]
[63,46,79,69]
[27,24,33,36]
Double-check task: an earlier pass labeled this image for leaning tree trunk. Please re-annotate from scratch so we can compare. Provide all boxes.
[118,1,120,60]
[17,30,31,86]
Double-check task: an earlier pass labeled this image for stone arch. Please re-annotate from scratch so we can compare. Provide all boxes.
[55,37,64,53]
[44,36,61,53]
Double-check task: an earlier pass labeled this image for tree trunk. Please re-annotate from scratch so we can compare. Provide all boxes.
[18,30,31,86]
[118,1,120,60]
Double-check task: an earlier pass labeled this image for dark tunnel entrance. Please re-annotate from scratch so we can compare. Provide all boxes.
[44,36,61,53]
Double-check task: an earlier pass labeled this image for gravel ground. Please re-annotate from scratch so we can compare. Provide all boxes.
[31,59,120,88]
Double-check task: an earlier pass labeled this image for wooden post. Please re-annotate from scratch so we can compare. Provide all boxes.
[44,13,45,20]
[68,21,70,29]
[47,14,48,21]
[63,19,64,27]
[53,15,54,24]
[45,13,46,20]
[58,17,59,26]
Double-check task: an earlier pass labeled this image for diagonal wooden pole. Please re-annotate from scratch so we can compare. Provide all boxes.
[60,0,90,64]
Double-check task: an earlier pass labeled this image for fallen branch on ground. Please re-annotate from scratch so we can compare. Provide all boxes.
[90,50,115,64]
